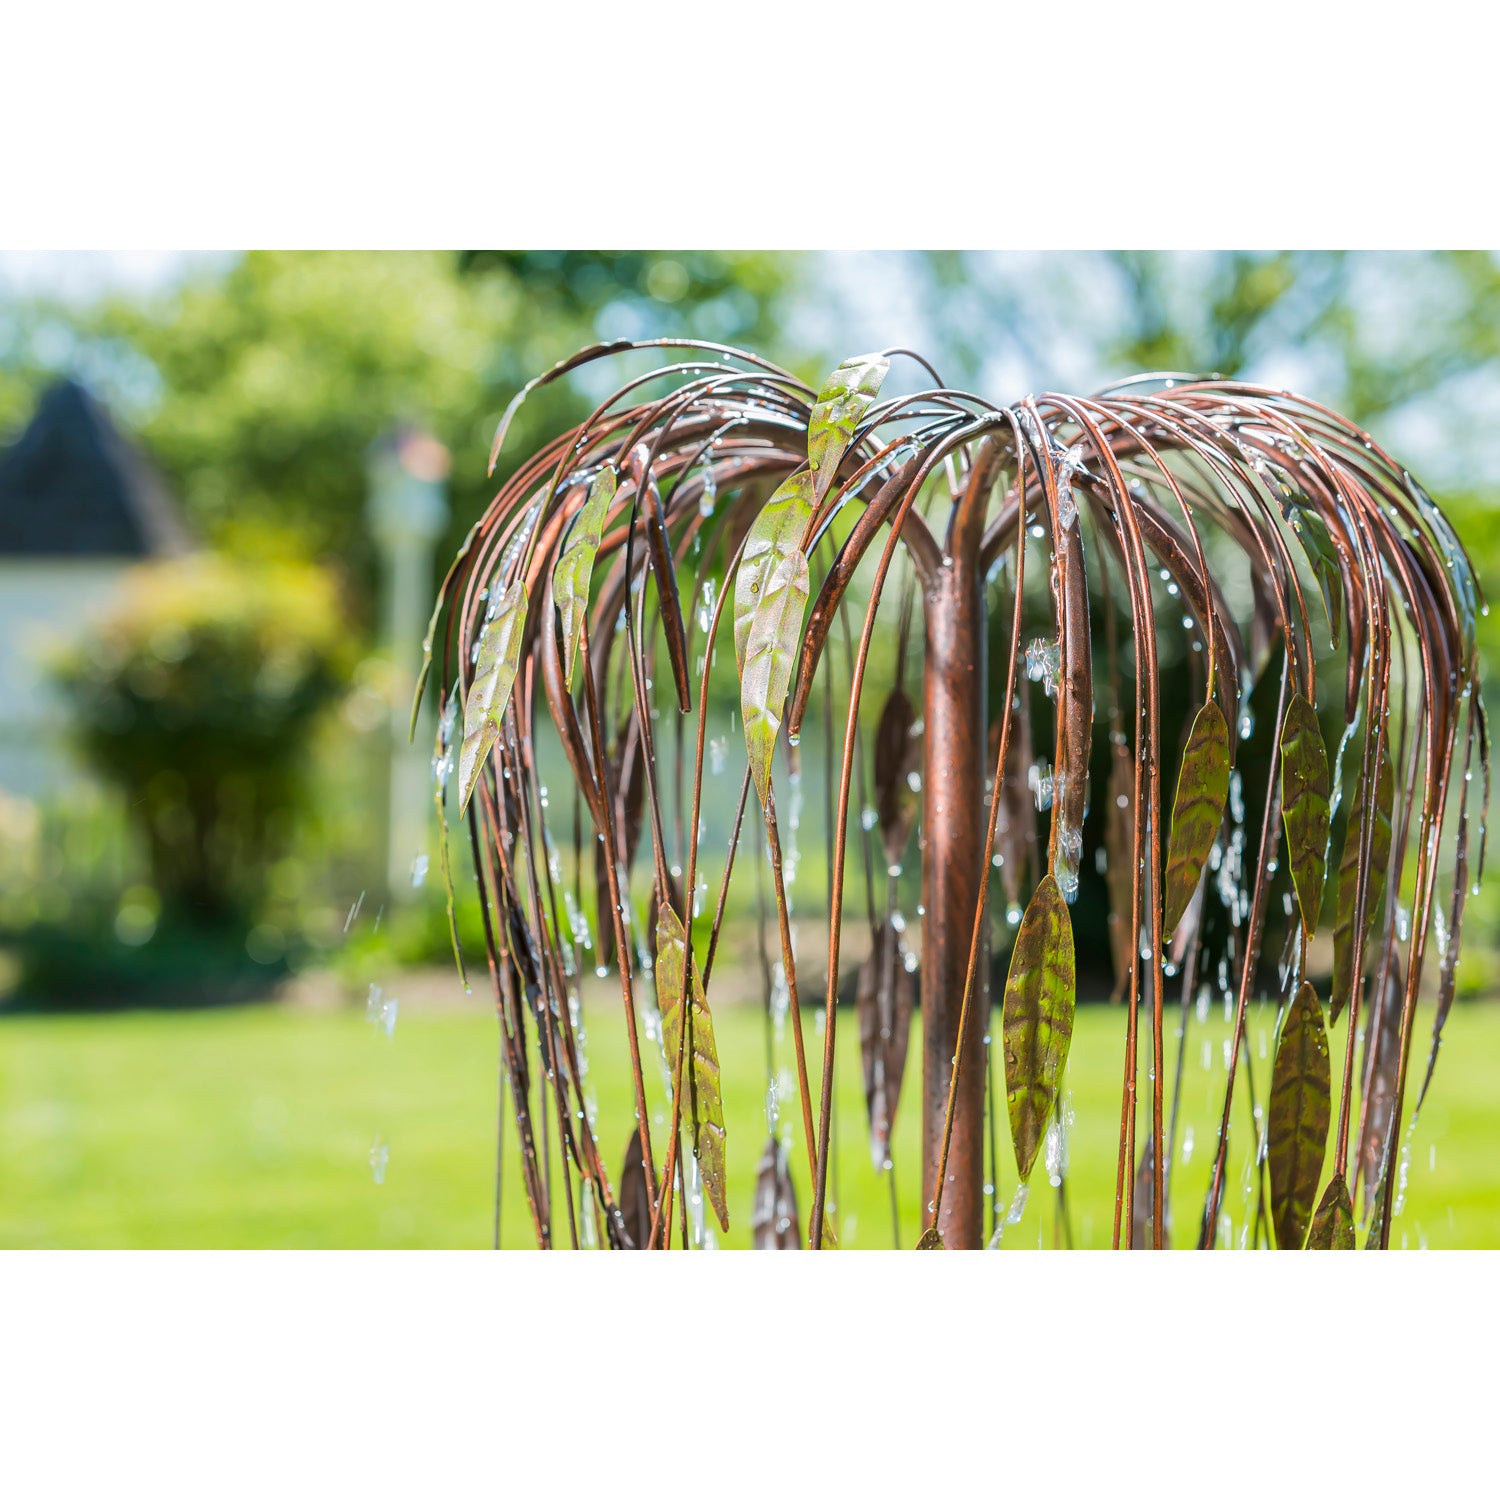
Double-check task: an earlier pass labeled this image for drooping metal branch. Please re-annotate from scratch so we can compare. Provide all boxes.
[416,341,1487,1251]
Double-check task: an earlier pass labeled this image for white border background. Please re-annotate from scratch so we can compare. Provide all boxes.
[4,3,1497,1493]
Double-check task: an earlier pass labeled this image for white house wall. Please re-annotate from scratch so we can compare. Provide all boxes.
[0,560,129,799]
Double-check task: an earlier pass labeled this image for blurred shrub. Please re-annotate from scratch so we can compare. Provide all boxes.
[51,553,352,932]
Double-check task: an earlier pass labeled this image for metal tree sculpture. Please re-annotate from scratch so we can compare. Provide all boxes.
[415,339,1486,1250]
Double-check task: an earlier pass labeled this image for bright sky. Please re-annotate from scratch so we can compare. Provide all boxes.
[0,252,223,302]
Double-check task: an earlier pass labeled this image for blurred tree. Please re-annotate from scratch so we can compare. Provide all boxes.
[909,250,1500,431]
[51,554,353,932]
[62,251,804,618]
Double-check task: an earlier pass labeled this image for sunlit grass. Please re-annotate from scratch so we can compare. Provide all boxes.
[3,986,1496,1249]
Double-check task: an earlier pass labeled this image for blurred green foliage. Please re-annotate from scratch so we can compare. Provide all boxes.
[15,251,806,613]
[50,554,352,932]
[3,249,1497,993]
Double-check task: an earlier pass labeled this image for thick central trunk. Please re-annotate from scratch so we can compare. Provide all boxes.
[920,550,988,1249]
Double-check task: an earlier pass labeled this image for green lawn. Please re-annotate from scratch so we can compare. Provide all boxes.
[3,982,1498,1248]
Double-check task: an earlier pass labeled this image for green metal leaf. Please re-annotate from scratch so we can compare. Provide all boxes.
[1290,506,1344,649]
[1162,700,1231,935]
[431,699,466,988]
[1001,874,1077,1183]
[457,579,528,815]
[733,470,815,671]
[1280,693,1331,939]
[1330,741,1394,1025]
[739,543,810,810]
[654,900,729,1233]
[551,465,615,690]
[1306,1174,1355,1249]
[807,353,890,502]
[1268,980,1331,1250]
[409,519,479,741]
[916,1227,945,1249]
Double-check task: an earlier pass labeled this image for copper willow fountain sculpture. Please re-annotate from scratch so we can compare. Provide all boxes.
[413,339,1486,1250]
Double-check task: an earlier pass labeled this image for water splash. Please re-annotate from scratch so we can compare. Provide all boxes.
[986,1181,1031,1248]
[365,983,398,1040]
[1025,637,1062,698]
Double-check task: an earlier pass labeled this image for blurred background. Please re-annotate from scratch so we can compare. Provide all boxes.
[1,250,1497,1248]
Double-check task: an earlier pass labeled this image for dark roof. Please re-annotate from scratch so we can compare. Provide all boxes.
[0,379,191,558]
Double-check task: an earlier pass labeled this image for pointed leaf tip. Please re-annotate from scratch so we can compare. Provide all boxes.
[808,353,890,501]
[1162,699,1232,935]
[1306,1174,1355,1249]
[1002,874,1076,1184]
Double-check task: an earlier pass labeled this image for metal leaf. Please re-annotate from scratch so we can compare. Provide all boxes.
[551,466,615,690]
[807,353,890,502]
[1001,874,1076,1183]
[733,470,814,671]
[873,687,921,867]
[1162,699,1231,936]
[1268,980,1331,1250]
[619,1128,655,1250]
[751,1137,801,1250]
[1129,1136,1168,1250]
[1280,693,1331,939]
[856,919,918,1169]
[1306,1174,1355,1249]
[1330,741,1394,1025]
[457,578,528,815]
[1358,957,1403,1225]
[739,544,810,809]
[992,705,1036,914]
[916,1227,945,1249]
[1290,505,1344,650]
[654,899,729,1232]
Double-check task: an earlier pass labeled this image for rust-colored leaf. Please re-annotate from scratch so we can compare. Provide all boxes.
[1268,980,1331,1249]
[1359,957,1403,1225]
[1330,741,1394,1025]
[1162,700,1231,936]
[629,445,692,713]
[751,1137,800,1250]
[873,687,921,868]
[654,899,729,1232]
[807,353,890,502]
[1129,1136,1169,1249]
[1001,874,1076,1183]
[619,1128,655,1250]
[1280,693,1331,939]
[856,919,917,1169]
[992,706,1036,913]
[457,578,528,814]
[551,466,614,690]
[1306,1174,1355,1249]
[916,1227,945,1249]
